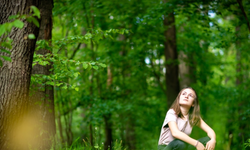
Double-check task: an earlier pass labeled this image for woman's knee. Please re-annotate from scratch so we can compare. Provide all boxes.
[198,136,211,145]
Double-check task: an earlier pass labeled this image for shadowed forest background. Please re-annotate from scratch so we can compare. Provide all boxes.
[0,0,250,150]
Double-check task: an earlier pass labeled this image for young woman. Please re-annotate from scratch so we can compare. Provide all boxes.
[158,87,216,150]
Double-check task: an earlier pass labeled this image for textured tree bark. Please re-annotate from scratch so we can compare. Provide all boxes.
[29,0,55,149]
[0,0,40,149]
[163,2,180,108]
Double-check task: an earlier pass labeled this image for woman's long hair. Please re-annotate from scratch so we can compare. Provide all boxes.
[170,87,201,127]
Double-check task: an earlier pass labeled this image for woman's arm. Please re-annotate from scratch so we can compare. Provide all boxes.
[168,121,205,150]
[198,118,216,150]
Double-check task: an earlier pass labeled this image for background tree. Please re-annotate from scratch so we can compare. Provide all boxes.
[29,0,55,149]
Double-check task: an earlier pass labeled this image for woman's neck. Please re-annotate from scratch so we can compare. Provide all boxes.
[180,106,190,117]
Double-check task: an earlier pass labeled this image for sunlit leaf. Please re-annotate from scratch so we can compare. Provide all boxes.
[74,87,79,91]
[82,63,88,69]
[30,6,40,18]
[0,25,6,36]
[0,49,11,54]
[93,66,98,70]
[8,15,19,20]
[1,56,11,62]
[13,19,24,28]
[28,34,36,39]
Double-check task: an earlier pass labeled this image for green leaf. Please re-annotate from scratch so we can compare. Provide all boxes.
[76,61,80,66]
[31,17,40,27]
[13,20,24,29]
[93,66,99,70]
[82,63,88,69]
[0,24,6,36]
[84,33,92,39]
[1,56,12,62]
[46,81,54,86]
[0,49,11,54]
[108,35,114,40]
[26,17,39,27]
[75,87,79,91]
[74,72,79,77]
[1,41,12,49]
[90,62,96,65]
[99,63,107,68]
[0,60,2,67]
[120,29,124,34]
[30,6,40,18]
[28,34,36,39]
[62,85,67,89]
[8,15,19,20]
[56,83,63,86]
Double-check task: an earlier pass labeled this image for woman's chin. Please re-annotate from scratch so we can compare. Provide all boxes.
[179,103,192,107]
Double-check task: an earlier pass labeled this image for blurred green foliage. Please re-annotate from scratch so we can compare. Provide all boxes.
[29,0,250,149]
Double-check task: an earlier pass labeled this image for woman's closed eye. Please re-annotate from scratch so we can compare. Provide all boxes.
[183,92,194,98]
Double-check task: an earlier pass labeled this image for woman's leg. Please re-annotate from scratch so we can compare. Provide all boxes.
[158,145,167,150]
[186,137,211,150]
[165,139,187,150]
[158,140,187,150]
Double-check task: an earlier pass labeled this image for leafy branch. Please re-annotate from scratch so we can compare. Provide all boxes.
[32,52,106,91]
[31,28,129,91]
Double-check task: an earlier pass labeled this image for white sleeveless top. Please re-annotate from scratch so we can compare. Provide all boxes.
[158,109,193,145]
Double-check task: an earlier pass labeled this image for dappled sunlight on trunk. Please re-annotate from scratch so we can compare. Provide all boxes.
[9,113,50,150]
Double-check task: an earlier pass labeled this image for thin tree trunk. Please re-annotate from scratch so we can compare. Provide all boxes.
[104,114,113,150]
[235,24,246,149]
[56,89,65,144]
[63,49,73,146]
[125,117,136,150]
[57,111,65,144]
[178,51,191,88]
[103,66,113,150]
[235,27,242,85]
[29,0,55,149]
[86,1,95,146]
[163,1,180,108]
[0,0,40,149]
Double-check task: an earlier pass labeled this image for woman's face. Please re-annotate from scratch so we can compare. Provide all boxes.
[179,88,196,107]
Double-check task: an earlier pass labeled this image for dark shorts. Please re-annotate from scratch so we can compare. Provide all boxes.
[158,137,210,150]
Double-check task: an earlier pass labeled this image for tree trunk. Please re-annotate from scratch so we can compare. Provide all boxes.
[235,26,242,86]
[125,116,136,150]
[234,24,246,150]
[163,1,180,108]
[0,0,40,149]
[104,66,113,150]
[104,114,113,150]
[178,51,191,88]
[29,0,55,149]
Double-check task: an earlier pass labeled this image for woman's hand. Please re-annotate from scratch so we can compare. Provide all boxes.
[205,139,216,150]
[196,142,205,150]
